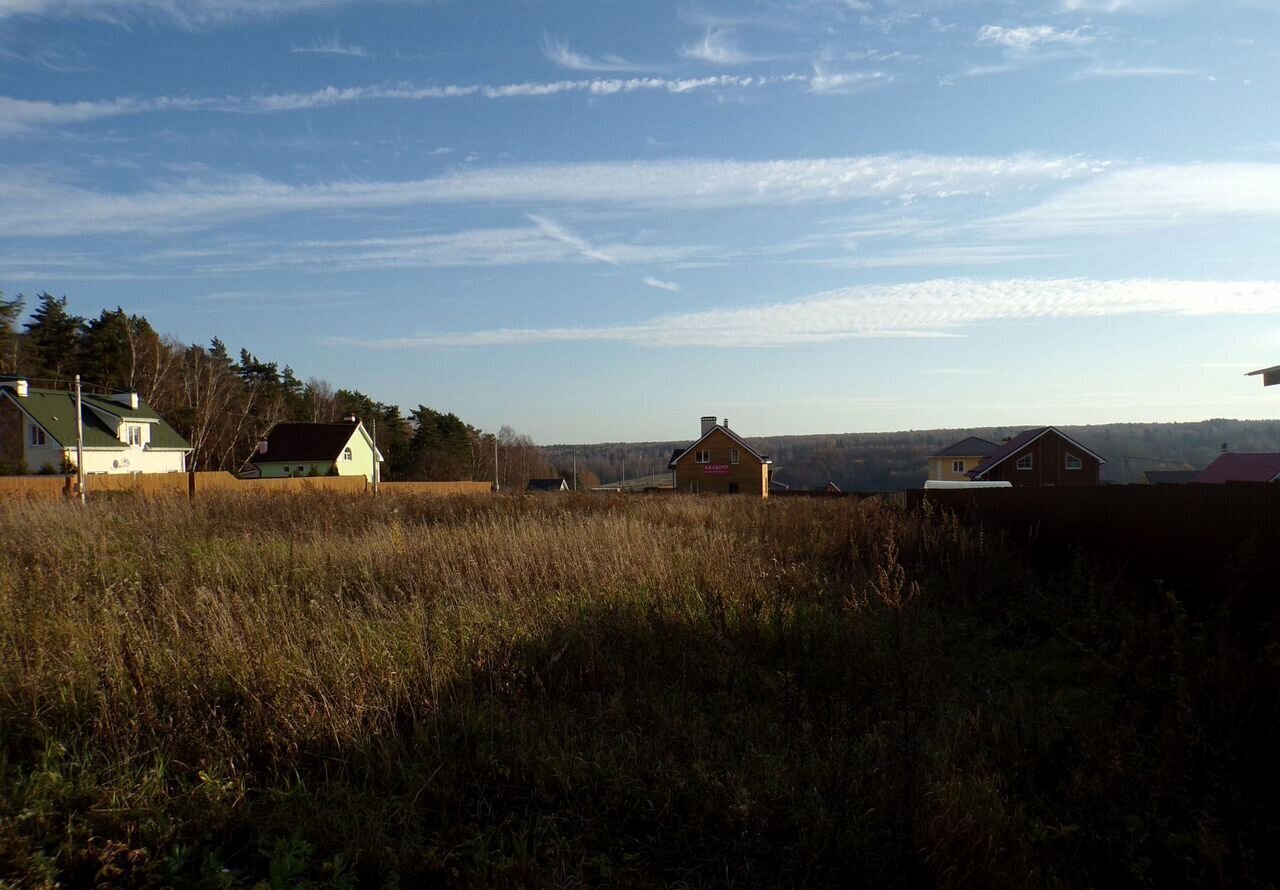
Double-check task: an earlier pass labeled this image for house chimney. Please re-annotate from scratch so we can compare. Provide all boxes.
[1,377,28,397]
[723,418,730,429]
[257,438,269,455]
[342,413,357,423]
[111,390,139,410]
[701,415,717,436]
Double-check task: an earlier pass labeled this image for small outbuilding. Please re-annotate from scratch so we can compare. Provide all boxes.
[527,478,570,492]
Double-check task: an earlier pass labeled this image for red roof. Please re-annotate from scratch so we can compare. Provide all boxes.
[1192,453,1280,484]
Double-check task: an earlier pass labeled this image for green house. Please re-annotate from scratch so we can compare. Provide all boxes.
[242,418,383,482]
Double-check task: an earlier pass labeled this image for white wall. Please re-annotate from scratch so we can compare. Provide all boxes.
[74,447,187,475]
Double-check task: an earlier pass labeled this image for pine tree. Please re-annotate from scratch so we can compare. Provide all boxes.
[22,293,84,383]
[0,293,23,374]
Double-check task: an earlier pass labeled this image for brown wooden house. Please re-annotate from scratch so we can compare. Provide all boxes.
[669,416,772,497]
[968,426,1105,487]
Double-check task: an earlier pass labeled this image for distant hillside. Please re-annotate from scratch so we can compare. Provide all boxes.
[542,419,1280,491]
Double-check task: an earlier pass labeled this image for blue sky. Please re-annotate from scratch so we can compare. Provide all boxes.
[3,0,1280,443]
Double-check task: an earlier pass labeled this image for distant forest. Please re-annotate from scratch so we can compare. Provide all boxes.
[543,419,1280,492]
[0,292,555,486]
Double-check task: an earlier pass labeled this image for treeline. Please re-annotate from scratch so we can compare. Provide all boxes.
[0,293,556,485]
[544,419,1280,491]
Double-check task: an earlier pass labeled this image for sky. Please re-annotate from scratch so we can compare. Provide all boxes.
[3,0,1280,444]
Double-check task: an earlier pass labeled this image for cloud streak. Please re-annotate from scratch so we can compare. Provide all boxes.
[541,36,646,72]
[681,29,769,65]
[0,153,1102,236]
[331,278,1280,350]
[291,35,368,56]
[0,74,808,136]
[0,0,362,27]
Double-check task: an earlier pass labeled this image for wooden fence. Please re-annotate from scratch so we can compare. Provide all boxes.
[907,483,1280,582]
[378,481,494,496]
[0,473,493,501]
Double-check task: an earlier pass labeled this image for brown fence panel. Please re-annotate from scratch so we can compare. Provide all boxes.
[0,476,70,501]
[910,483,1280,581]
[192,472,368,495]
[76,473,190,498]
[377,481,493,497]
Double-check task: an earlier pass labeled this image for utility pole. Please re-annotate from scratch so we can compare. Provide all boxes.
[371,417,380,495]
[74,374,86,505]
[573,450,578,492]
[493,434,500,492]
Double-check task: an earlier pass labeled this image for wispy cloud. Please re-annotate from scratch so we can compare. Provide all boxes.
[331,278,1280,350]
[642,276,682,292]
[0,0,356,27]
[968,163,1280,238]
[977,24,1090,51]
[541,35,646,72]
[808,66,891,94]
[681,29,771,65]
[1070,64,1198,79]
[291,35,368,57]
[527,214,623,266]
[178,224,699,275]
[0,74,807,136]
[0,153,1102,236]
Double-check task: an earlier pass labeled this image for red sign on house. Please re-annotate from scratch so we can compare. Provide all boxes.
[703,464,730,475]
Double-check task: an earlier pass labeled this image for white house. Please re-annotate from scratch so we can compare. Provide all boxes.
[0,377,191,475]
[241,417,384,483]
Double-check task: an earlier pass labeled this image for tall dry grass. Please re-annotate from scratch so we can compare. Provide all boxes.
[0,492,1275,887]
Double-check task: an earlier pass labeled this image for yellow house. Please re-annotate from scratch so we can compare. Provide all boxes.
[669,416,772,497]
[928,436,998,482]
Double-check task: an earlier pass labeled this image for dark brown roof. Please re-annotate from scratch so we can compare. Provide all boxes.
[1144,470,1199,485]
[1247,364,1280,386]
[930,436,999,459]
[969,426,1106,479]
[249,421,359,464]
[1192,453,1280,484]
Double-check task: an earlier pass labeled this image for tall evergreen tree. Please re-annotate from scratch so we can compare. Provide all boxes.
[0,293,23,374]
[22,293,83,382]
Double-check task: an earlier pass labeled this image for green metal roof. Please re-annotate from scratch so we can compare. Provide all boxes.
[5,387,191,451]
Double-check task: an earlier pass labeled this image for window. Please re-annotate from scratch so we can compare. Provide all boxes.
[343,446,353,461]
[695,449,710,463]
[1065,453,1082,470]
[1015,454,1033,470]
[126,425,142,446]
[952,460,965,474]
[29,425,46,447]
[731,449,740,465]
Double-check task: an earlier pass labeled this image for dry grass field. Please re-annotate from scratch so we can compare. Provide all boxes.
[0,493,1276,888]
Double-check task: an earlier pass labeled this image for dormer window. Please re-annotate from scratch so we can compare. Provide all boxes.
[343,446,353,461]
[126,425,143,446]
